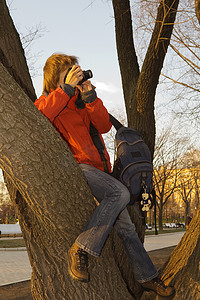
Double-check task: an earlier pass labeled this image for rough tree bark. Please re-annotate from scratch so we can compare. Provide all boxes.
[113,1,200,299]
[0,63,140,299]
[160,208,200,300]
[0,0,143,299]
[0,0,36,101]
[195,0,200,24]
[140,208,200,300]
[112,0,179,154]
[112,3,179,289]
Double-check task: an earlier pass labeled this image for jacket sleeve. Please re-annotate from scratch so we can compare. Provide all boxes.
[85,97,112,134]
[34,87,73,122]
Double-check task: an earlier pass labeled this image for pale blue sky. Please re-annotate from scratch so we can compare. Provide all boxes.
[8,0,125,114]
[6,0,198,138]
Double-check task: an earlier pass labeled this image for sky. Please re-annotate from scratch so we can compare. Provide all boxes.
[7,0,125,115]
[6,0,183,127]
[6,1,200,131]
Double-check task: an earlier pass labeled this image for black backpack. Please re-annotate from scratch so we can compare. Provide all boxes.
[110,115,154,211]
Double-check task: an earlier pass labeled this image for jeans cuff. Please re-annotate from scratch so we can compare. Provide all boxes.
[75,240,100,257]
[137,271,159,284]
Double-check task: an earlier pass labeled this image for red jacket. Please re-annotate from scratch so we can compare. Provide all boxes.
[35,87,112,172]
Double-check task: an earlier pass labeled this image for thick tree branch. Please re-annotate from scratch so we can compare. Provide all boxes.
[136,0,179,115]
[132,0,179,154]
[0,63,137,299]
[112,0,140,123]
[0,0,36,101]
[112,0,179,155]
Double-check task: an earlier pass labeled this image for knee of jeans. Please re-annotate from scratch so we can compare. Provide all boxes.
[120,185,130,206]
[115,220,136,235]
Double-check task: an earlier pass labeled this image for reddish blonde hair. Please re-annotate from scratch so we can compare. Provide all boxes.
[43,53,78,93]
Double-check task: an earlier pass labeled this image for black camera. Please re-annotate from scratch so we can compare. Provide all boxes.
[78,69,93,85]
[64,68,93,85]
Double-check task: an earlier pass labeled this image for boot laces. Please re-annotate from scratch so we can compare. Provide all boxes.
[76,249,88,271]
[154,278,167,289]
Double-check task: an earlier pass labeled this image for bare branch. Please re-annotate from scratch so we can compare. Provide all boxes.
[161,73,200,92]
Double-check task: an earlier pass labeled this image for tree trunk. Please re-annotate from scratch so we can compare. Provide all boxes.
[0,63,141,299]
[140,210,200,300]
[0,1,145,298]
[160,207,200,299]
[0,0,36,101]
[195,0,200,24]
[113,0,179,154]
[112,0,140,125]
[112,0,179,264]
[158,206,163,231]
[184,201,190,220]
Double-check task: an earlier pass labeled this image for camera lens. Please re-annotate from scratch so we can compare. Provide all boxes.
[78,69,93,85]
[83,70,93,80]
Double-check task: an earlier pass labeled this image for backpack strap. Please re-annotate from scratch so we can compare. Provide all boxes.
[89,114,123,173]
[89,122,109,173]
[109,113,123,130]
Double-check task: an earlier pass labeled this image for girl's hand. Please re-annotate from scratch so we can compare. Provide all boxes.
[77,80,93,93]
[64,65,83,88]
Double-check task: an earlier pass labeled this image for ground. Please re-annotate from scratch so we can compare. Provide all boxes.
[0,246,175,300]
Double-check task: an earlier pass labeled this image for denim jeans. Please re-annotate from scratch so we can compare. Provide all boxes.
[76,164,158,283]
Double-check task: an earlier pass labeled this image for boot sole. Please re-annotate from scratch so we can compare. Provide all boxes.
[143,286,175,297]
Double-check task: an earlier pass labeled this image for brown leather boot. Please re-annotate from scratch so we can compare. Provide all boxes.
[141,277,175,297]
[68,243,90,282]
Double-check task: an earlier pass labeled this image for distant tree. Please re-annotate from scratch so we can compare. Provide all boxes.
[153,126,185,230]
[154,166,179,230]
[0,181,11,206]
[177,175,194,219]
[158,151,200,299]
[177,149,200,217]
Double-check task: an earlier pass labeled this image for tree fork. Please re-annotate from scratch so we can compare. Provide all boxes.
[0,2,146,298]
[113,0,179,155]
[0,63,140,299]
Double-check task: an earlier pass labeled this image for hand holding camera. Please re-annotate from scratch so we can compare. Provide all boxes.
[64,65,93,89]
[64,65,83,88]
[77,80,93,93]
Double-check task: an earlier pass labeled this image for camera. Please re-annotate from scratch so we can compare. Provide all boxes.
[64,68,93,85]
[78,70,93,85]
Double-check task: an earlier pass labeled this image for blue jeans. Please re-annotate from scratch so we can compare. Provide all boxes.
[76,164,158,283]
